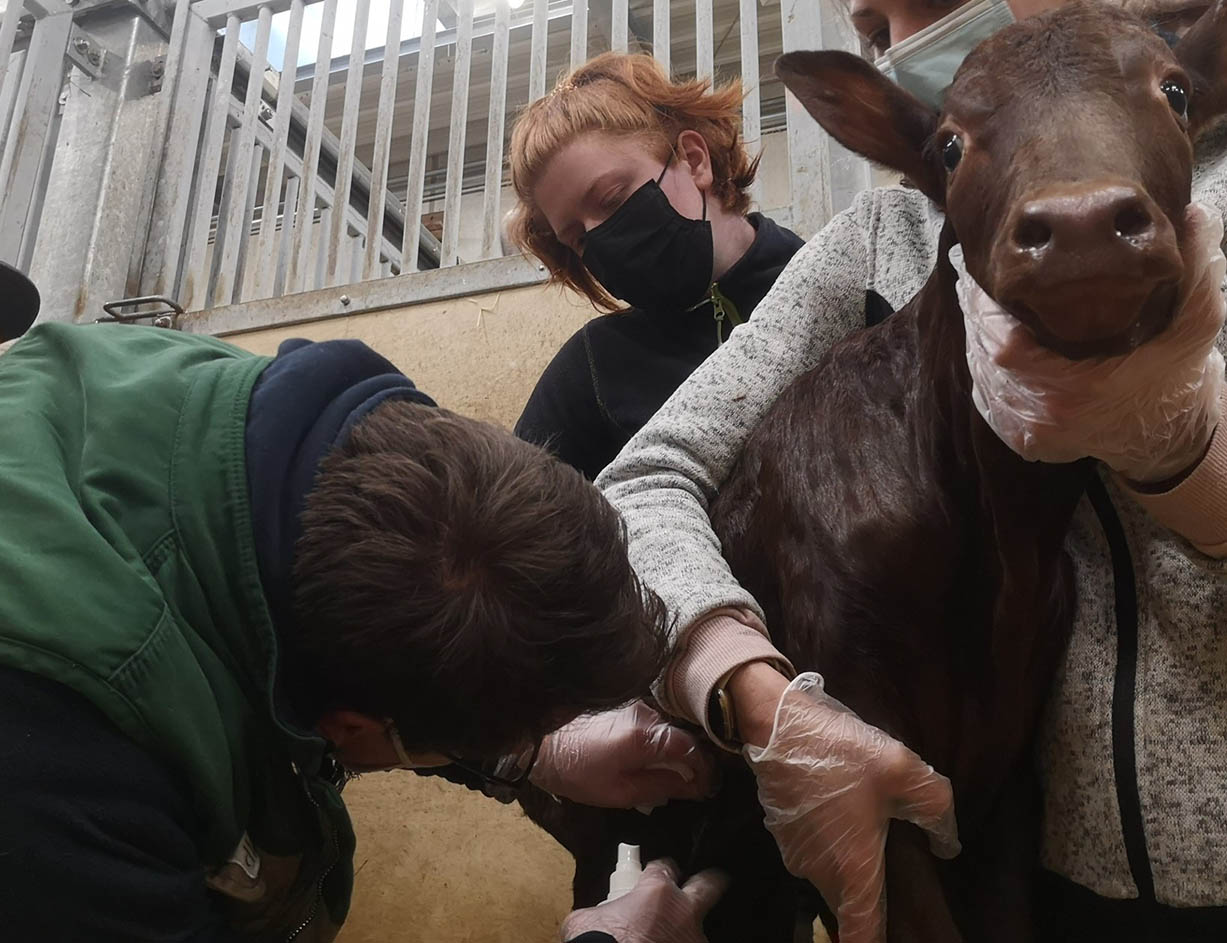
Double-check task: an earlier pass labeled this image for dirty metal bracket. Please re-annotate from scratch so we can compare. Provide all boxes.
[65,23,105,77]
[99,294,184,329]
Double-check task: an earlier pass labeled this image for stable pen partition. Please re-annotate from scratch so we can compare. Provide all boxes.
[0,0,873,331]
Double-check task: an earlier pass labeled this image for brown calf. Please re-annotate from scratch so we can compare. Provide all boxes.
[522,4,1227,941]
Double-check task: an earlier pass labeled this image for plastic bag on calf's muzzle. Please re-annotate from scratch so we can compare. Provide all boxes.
[951,202,1227,484]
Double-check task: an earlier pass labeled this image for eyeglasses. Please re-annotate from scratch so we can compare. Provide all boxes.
[443,740,541,789]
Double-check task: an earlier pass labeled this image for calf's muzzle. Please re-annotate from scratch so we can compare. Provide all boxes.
[992,181,1184,358]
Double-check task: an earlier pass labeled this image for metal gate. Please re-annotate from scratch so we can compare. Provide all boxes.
[0,0,871,334]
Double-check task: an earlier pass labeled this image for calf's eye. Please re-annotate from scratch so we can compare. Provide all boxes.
[942,136,964,173]
[1161,79,1189,119]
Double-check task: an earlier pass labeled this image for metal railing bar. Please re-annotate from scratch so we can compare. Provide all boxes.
[273,173,298,293]
[286,0,336,293]
[612,0,626,53]
[652,0,667,72]
[181,12,240,309]
[0,0,28,147]
[400,0,439,272]
[0,9,68,265]
[479,0,508,260]
[696,0,713,80]
[213,1,270,306]
[233,142,265,300]
[323,0,370,285]
[739,0,761,207]
[0,47,25,173]
[528,0,545,101]
[210,120,247,303]
[19,39,60,272]
[568,0,585,70]
[311,204,329,289]
[362,0,404,279]
[253,0,304,298]
[127,0,191,293]
[439,0,472,266]
[146,9,212,297]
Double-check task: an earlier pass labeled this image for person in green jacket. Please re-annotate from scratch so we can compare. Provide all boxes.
[0,322,720,942]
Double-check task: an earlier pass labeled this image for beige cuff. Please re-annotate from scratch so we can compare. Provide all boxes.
[664,610,795,742]
[1121,399,1227,558]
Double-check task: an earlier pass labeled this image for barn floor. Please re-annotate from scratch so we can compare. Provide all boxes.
[334,774,832,942]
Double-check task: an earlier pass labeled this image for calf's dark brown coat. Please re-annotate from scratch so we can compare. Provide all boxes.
[522,4,1227,940]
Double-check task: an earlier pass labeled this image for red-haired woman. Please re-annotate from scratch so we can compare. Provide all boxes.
[508,53,804,480]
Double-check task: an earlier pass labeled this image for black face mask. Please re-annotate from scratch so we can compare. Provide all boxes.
[581,159,714,312]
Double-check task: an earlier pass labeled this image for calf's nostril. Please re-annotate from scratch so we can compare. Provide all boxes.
[1114,203,1153,241]
[1014,216,1053,251]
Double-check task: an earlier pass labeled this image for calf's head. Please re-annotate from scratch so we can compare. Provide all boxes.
[779,0,1227,358]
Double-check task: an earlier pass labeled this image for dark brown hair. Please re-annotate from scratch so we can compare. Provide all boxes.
[291,400,670,758]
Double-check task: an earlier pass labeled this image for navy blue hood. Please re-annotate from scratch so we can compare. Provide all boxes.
[245,338,436,633]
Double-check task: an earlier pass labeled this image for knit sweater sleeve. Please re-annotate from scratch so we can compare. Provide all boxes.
[596,194,880,719]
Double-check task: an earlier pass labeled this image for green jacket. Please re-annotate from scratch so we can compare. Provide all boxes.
[0,323,355,940]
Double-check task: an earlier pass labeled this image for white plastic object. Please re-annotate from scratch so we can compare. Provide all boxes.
[605,843,643,903]
[951,201,1227,484]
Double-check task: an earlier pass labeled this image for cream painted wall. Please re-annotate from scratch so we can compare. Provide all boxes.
[233,278,597,430]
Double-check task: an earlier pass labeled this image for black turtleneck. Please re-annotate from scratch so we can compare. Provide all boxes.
[514,213,804,479]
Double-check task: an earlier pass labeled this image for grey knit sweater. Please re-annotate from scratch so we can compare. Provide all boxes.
[598,123,1227,907]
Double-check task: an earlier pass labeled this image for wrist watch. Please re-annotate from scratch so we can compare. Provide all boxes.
[707,680,742,750]
[707,658,796,750]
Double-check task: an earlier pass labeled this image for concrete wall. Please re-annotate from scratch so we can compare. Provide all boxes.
[232,279,595,943]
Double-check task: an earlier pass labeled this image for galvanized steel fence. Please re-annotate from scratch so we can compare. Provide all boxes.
[0,0,871,330]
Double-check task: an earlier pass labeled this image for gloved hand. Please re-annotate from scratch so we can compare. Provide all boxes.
[954,201,1227,484]
[530,700,718,809]
[560,859,728,943]
[744,673,960,943]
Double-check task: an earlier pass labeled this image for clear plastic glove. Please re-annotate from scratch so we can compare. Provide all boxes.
[560,859,728,943]
[745,673,960,943]
[531,700,718,809]
[954,201,1227,484]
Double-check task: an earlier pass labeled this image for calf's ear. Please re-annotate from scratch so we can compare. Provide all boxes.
[1175,0,1227,138]
[775,50,944,205]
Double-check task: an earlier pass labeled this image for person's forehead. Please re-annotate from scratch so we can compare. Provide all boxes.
[546,131,658,174]
[535,133,656,204]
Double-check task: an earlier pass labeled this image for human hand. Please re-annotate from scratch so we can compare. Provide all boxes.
[560,860,728,943]
[531,701,718,809]
[954,201,1227,484]
[744,673,960,943]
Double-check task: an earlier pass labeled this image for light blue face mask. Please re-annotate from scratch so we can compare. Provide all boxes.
[876,0,1015,109]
